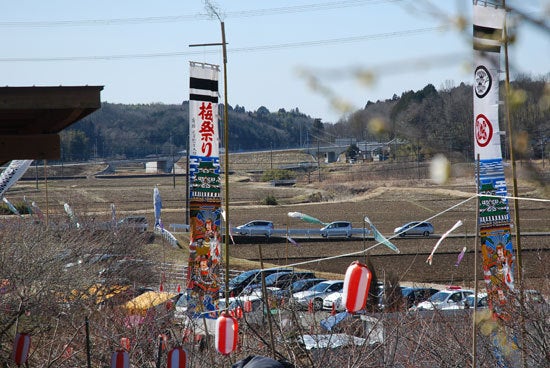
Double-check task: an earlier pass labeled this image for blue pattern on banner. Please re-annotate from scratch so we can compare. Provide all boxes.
[189,155,221,199]
[477,159,510,226]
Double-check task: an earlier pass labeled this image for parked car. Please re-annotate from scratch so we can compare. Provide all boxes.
[463,292,488,309]
[220,268,291,298]
[291,280,344,311]
[244,271,317,294]
[320,221,353,238]
[322,290,346,312]
[413,288,474,311]
[243,271,291,294]
[394,221,434,237]
[234,220,274,237]
[401,287,440,309]
[118,216,148,232]
[270,278,327,301]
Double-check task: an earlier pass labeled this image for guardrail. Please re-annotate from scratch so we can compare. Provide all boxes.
[168,224,372,239]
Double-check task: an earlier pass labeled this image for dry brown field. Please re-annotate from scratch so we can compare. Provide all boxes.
[6,152,550,291]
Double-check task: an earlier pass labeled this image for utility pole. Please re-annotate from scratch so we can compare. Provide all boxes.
[317,139,321,182]
[170,133,175,188]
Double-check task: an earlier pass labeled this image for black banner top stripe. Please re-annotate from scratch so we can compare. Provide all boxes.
[190,77,218,92]
[189,94,218,103]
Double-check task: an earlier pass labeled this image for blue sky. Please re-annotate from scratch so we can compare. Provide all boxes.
[1,0,548,123]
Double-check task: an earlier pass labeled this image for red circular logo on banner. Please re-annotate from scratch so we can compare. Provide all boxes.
[475,114,493,147]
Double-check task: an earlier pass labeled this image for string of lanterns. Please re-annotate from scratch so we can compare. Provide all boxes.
[10,261,371,366]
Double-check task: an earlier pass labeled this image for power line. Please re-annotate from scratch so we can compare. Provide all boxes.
[0,0,404,28]
[0,26,445,62]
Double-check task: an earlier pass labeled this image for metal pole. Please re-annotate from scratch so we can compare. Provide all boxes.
[502,6,526,367]
[44,160,49,227]
[317,138,321,183]
[258,244,276,359]
[472,155,480,368]
[171,133,176,188]
[156,335,163,368]
[503,0,523,291]
[363,218,367,264]
[221,21,231,309]
[85,316,92,368]
[185,140,189,226]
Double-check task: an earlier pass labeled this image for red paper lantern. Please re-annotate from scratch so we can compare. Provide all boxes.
[243,300,252,313]
[307,299,314,313]
[111,349,129,368]
[342,261,372,313]
[167,346,187,368]
[235,306,243,319]
[12,333,31,366]
[120,337,131,351]
[215,312,238,355]
[331,302,336,315]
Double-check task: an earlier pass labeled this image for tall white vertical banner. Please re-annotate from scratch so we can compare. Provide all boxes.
[473,3,518,365]
[186,62,222,321]
[473,5,505,161]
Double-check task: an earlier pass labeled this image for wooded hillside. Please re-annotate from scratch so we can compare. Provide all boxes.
[63,75,549,163]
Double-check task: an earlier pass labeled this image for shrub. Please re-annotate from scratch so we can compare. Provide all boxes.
[262,194,278,205]
[261,169,296,182]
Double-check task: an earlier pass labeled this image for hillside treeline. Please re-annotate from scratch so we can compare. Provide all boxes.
[63,75,549,162]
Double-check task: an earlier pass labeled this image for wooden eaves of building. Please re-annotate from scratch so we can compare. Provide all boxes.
[0,86,103,165]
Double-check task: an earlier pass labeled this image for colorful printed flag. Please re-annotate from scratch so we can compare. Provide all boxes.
[3,197,21,216]
[154,186,162,228]
[23,196,33,217]
[455,247,467,267]
[287,235,300,247]
[64,203,81,229]
[0,160,33,197]
[287,211,327,226]
[364,217,400,253]
[187,61,222,316]
[426,220,463,265]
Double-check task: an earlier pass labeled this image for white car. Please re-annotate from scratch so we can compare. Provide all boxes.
[234,220,274,237]
[320,221,352,238]
[322,290,345,312]
[463,292,489,309]
[414,288,474,311]
[394,221,434,237]
[291,280,344,311]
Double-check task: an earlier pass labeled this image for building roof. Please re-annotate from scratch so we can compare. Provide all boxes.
[0,86,103,164]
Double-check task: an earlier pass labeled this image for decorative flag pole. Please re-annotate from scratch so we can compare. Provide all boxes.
[189,7,237,355]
